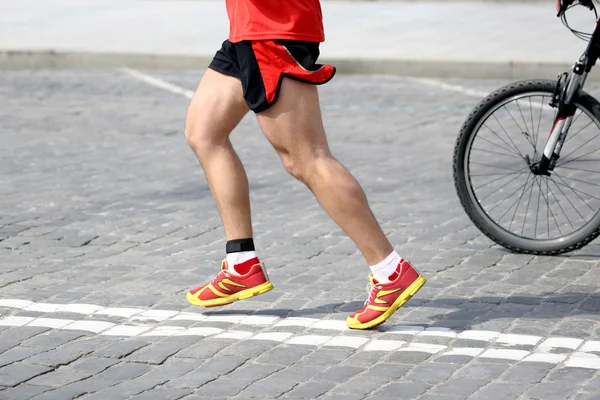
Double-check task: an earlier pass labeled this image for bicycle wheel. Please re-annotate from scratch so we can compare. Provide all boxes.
[453,79,600,255]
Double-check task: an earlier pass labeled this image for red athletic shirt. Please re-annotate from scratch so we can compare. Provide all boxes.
[226,0,325,43]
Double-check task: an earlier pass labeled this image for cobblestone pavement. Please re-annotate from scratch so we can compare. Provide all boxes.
[1,70,600,400]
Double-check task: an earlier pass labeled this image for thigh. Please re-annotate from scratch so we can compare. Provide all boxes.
[255,77,331,159]
[186,68,249,145]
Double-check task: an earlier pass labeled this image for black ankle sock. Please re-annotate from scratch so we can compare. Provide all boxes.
[226,238,255,253]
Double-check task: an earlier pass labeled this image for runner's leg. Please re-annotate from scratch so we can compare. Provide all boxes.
[185,68,252,240]
[256,77,394,266]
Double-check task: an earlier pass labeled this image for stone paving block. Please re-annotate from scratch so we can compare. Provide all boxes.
[254,345,313,365]
[499,363,553,384]
[0,327,50,353]
[452,361,509,381]
[0,363,52,387]
[126,386,194,400]
[285,380,337,398]
[368,381,431,399]
[174,339,233,359]
[404,361,462,385]
[94,362,152,384]
[223,362,284,385]
[300,348,354,366]
[93,339,151,359]
[525,381,580,400]
[428,379,490,397]
[126,340,196,365]
[27,357,118,387]
[20,331,85,349]
[0,384,52,400]
[167,355,249,389]
[0,347,49,368]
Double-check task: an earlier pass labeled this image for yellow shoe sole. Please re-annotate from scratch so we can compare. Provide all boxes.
[186,281,274,308]
[347,275,427,330]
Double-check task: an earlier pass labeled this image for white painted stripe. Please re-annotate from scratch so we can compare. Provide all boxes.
[522,353,567,364]
[537,337,583,351]
[364,340,406,352]
[95,308,143,318]
[214,331,253,340]
[444,347,484,357]
[24,303,63,313]
[120,68,195,99]
[566,354,600,369]
[239,315,280,326]
[252,332,293,342]
[385,325,424,335]
[312,320,348,331]
[57,304,104,315]
[175,327,222,337]
[141,326,186,337]
[132,310,180,322]
[0,299,33,308]
[27,318,73,329]
[206,315,245,324]
[287,335,332,346]
[419,327,457,338]
[397,343,447,354]
[63,321,115,334]
[480,349,529,361]
[457,330,500,342]
[273,317,316,328]
[0,316,35,326]
[495,334,542,346]
[409,78,489,98]
[0,314,598,369]
[324,336,369,349]
[102,325,152,336]
[171,312,207,322]
[580,341,600,353]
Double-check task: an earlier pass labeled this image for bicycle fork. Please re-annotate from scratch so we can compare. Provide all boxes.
[532,60,588,176]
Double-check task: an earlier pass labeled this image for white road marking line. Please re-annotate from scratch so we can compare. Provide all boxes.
[410,78,550,111]
[480,349,530,361]
[58,304,105,315]
[495,334,542,347]
[311,320,348,331]
[385,325,424,335]
[419,327,457,338]
[214,331,253,340]
[287,335,332,346]
[398,343,447,354]
[409,78,489,98]
[537,337,584,351]
[0,300,33,309]
[324,336,369,349]
[119,68,194,99]
[580,341,600,353]
[565,354,600,370]
[95,307,144,318]
[252,332,293,342]
[27,318,73,329]
[273,317,315,328]
[364,340,407,352]
[131,310,180,322]
[239,315,280,326]
[64,321,115,334]
[0,316,35,326]
[1,315,598,369]
[522,353,567,364]
[24,303,63,313]
[444,347,484,357]
[457,330,500,342]
[102,325,152,337]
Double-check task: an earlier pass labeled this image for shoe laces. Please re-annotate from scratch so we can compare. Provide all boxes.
[364,282,382,305]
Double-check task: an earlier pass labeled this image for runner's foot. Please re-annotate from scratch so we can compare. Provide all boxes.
[347,259,426,329]
[186,258,273,307]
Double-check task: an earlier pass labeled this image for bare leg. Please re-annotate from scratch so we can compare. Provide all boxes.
[256,78,394,266]
[185,69,252,240]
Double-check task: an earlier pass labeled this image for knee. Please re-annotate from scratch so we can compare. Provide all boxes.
[185,109,217,155]
[281,153,329,184]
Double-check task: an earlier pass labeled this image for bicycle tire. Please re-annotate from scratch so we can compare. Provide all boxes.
[453,79,600,255]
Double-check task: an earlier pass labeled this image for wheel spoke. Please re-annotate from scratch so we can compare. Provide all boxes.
[552,173,597,213]
[471,147,524,159]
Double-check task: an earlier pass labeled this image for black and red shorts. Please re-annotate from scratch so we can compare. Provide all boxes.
[208,39,336,113]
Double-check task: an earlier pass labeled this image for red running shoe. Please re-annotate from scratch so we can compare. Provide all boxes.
[186,257,273,307]
[346,259,426,330]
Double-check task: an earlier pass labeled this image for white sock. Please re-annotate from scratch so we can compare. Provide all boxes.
[226,251,258,274]
[369,250,401,283]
